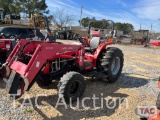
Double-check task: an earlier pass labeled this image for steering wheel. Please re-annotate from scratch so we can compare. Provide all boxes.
[78,37,86,43]
[10,36,16,39]
[10,35,20,42]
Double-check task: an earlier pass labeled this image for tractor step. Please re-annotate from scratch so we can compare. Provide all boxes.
[84,60,93,67]
[84,70,108,80]
[84,70,98,77]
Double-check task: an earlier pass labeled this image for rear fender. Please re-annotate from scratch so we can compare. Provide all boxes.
[93,42,113,65]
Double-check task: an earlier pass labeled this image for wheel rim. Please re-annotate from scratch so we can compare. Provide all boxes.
[111,57,121,75]
[69,80,80,95]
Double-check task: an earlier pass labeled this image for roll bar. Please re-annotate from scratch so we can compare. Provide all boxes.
[88,20,115,37]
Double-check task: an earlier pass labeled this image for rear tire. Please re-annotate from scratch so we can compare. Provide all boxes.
[57,71,85,103]
[97,47,124,83]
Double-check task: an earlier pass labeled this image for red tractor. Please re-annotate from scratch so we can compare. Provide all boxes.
[0,39,12,63]
[0,39,12,78]
[1,20,124,103]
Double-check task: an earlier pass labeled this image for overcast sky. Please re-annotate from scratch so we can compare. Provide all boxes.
[46,0,160,32]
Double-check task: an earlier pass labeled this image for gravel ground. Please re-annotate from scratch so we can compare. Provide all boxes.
[0,41,160,120]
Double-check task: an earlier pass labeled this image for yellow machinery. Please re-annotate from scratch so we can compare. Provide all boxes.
[29,13,46,29]
[0,8,4,24]
[0,10,47,31]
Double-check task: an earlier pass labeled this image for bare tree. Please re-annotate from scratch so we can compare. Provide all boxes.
[51,8,75,30]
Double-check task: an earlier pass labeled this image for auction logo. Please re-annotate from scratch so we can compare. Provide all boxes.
[136,106,157,118]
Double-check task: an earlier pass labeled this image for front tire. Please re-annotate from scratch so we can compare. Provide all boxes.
[97,47,124,83]
[57,71,85,103]
[74,34,78,40]
[59,34,65,39]
[68,33,73,40]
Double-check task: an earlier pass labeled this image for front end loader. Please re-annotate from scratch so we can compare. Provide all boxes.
[3,39,84,97]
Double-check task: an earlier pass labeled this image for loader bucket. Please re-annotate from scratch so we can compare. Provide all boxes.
[6,70,24,98]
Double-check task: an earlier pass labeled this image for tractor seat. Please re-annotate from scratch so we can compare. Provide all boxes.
[85,37,100,52]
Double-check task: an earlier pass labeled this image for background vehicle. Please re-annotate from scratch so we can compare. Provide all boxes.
[131,30,149,44]
[0,39,11,64]
[57,27,79,40]
[4,14,21,24]
[0,26,35,69]
[0,26,34,39]
[57,27,73,39]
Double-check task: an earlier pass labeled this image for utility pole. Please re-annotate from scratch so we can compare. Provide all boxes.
[151,23,153,31]
[140,23,141,30]
[80,6,83,27]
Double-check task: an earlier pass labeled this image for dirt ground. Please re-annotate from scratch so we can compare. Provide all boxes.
[0,42,160,120]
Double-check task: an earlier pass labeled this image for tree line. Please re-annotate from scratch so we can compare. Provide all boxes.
[80,17,134,34]
[0,0,49,18]
[0,1,134,33]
